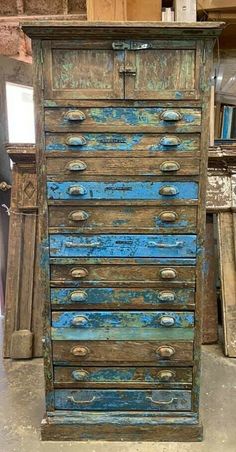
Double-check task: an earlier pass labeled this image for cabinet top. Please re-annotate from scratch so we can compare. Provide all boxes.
[22,20,224,40]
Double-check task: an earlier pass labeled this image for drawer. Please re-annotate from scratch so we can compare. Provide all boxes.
[52,340,194,364]
[54,389,192,411]
[54,366,193,388]
[51,287,196,310]
[49,234,197,258]
[46,156,200,178]
[51,310,194,341]
[45,132,200,156]
[50,263,196,287]
[48,205,197,234]
[47,181,199,201]
[45,107,201,133]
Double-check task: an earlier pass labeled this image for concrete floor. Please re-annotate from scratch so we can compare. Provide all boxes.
[1,320,236,452]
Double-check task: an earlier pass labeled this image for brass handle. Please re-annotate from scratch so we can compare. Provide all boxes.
[159,186,179,196]
[157,370,176,381]
[159,211,178,223]
[148,241,184,248]
[65,241,101,248]
[64,110,86,121]
[66,161,87,172]
[71,268,88,279]
[160,161,180,172]
[72,370,90,381]
[157,291,176,302]
[68,186,86,196]
[70,291,88,302]
[160,136,181,146]
[71,346,89,357]
[67,395,96,404]
[71,316,88,327]
[159,316,175,327]
[146,396,177,405]
[0,181,11,191]
[160,268,177,280]
[156,346,175,358]
[66,136,87,146]
[69,211,89,222]
[161,111,182,121]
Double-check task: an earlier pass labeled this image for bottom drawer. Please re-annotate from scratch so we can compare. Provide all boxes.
[54,366,192,388]
[54,389,192,411]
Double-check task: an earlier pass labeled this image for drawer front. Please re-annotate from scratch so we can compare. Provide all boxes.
[52,340,194,364]
[47,181,198,201]
[49,234,197,258]
[46,156,200,178]
[45,132,200,156]
[54,366,193,388]
[48,205,197,234]
[50,263,196,286]
[45,107,201,133]
[54,389,192,411]
[51,287,195,310]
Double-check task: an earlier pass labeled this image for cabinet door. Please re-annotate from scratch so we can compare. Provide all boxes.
[43,41,124,100]
[125,41,201,100]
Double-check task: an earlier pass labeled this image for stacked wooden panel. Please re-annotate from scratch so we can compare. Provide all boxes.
[23,22,223,441]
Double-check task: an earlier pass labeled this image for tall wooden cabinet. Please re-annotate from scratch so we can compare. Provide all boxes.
[23,22,223,441]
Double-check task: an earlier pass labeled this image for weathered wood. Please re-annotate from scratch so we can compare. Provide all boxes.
[127,0,161,21]
[87,0,127,21]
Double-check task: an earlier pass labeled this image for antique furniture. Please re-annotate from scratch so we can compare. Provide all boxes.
[23,21,223,441]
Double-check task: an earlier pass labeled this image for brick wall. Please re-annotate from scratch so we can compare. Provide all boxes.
[0,0,87,62]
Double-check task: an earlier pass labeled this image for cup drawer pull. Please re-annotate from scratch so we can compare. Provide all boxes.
[72,370,90,381]
[159,186,179,196]
[66,161,87,172]
[67,396,96,404]
[159,211,178,223]
[160,268,177,280]
[159,316,175,327]
[160,161,180,172]
[146,396,177,405]
[157,370,176,381]
[148,241,184,248]
[71,316,88,327]
[160,136,181,146]
[157,291,176,302]
[65,241,101,248]
[71,346,89,357]
[66,136,87,146]
[68,186,86,196]
[156,346,175,358]
[64,110,86,121]
[70,291,88,302]
[71,268,88,278]
[69,211,89,222]
[161,110,182,121]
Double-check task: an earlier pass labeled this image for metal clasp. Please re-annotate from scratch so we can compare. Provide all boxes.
[112,41,130,50]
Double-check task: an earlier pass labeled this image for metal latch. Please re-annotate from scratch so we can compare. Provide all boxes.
[112,41,130,50]
[112,41,152,51]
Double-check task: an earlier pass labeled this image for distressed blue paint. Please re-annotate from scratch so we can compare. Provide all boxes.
[52,311,194,329]
[54,389,192,411]
[46,133,199,152]
[47,181,198,201]
[50,287,195,307]
[49,234,197,258]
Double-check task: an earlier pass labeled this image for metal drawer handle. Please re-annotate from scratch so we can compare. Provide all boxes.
[156,346,176,358]
[70,291,88,302]
[68,186,86,196]
[66,161,87,172]
[72,370,90,381]
[160,161,180,172]
[146,396,177,405]
[159,211,178,223]
[148,241,184,248]
[157,370,176,381]
[67,396,96,404]
[160,136,181,146]
[71,268,88,279]
[159,316,175,327]
[71,316,88,327]
[159,186,179,196]
[161,111,182,121]
[71,346,89,357]
[157,291,176,302]
[69,211,89,222]
[160,268,177,280]
[66,136,87,146]
[65,241,101,248]
[65,110,86,121]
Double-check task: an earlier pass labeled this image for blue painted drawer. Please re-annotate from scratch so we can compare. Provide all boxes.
[51,287,196,309]
[49,234,196,258]
[47,181,198,201]
[54,389,192,411]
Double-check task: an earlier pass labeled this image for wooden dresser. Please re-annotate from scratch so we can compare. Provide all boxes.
[23,21,223,441]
